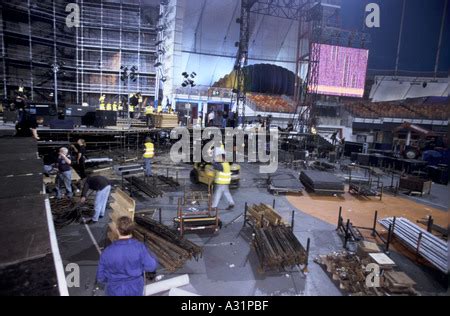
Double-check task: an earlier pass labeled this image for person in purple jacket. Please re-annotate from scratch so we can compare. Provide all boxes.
[96,217,158,296]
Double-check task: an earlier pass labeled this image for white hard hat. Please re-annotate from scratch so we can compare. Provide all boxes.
[214,147,226,157]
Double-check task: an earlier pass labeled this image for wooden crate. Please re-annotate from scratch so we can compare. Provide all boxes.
[152,114,178,128]
[399,176,432,195]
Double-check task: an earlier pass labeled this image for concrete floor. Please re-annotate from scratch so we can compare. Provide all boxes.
[56,159,448,296]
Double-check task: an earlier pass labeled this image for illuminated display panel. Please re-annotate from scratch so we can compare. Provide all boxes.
[310,44,369,98]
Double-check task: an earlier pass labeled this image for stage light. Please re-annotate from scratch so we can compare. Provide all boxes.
[182,72,189,78]
[182,82,188,87]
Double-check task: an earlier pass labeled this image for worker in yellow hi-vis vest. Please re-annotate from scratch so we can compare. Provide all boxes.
[145,106,154,115]
[211,147,235,210]
[99,95,106,111]
[157,105,163,113]
[98,95,106,111]
[143,137,155,177]
[112,102,118,112]
[106,103,112,111]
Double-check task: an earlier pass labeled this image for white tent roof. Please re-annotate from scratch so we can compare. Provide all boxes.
[173,0,299,88]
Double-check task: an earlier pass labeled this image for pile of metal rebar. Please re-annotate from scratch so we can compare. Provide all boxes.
[134,215,203,272]
[253,226,308,272]
[157,175,180,187]
[379,217,447,273]
[126,177,164,198]
[50,199,94,229]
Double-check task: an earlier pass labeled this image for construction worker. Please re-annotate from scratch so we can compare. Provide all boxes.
[211,147,235,210]
[157,104,163,113]
[145,105,154,115]
[106,103,112,111]
[112,102,118,112]
[143,137,155,177]
[99,95,106,111]
[96,216,157,296]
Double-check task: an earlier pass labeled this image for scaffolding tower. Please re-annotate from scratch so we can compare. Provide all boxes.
[0,0,159,110]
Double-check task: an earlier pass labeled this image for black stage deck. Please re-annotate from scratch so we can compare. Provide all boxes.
[300,170,345,195]
[0,138,60,296]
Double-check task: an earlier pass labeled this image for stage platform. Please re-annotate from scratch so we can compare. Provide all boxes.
[0,137,65,296]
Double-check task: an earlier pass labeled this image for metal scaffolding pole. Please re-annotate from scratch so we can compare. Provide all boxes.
[234,0,251,124]
[0,4,7,98]
[119,1,123,111]
[76,0,80,104]
[52,0,58,107]
[434,0,448,78]
[27,0,34,99]
[100,0,104,97]
[137,0,142,95]
[80,0,84,104]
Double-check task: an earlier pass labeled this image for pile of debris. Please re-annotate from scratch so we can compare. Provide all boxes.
[315,251,419,296]
[50,199,94,229]
[134,214,203,272]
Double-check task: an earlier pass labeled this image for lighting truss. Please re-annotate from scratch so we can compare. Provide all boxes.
[249,0,311,20]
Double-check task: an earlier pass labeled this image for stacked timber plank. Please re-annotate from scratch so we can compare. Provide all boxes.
[134,215,203,272]
[315,252,419,296]
[108,188,136,241]
[247,204,287,228]
[379,217,448,273]
[151,114,178,128]
[300,170,345,195]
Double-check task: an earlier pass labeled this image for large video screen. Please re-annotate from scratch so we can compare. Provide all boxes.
[309,44,369,98]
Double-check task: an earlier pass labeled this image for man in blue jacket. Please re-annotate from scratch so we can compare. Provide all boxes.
[96,217,158,296]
